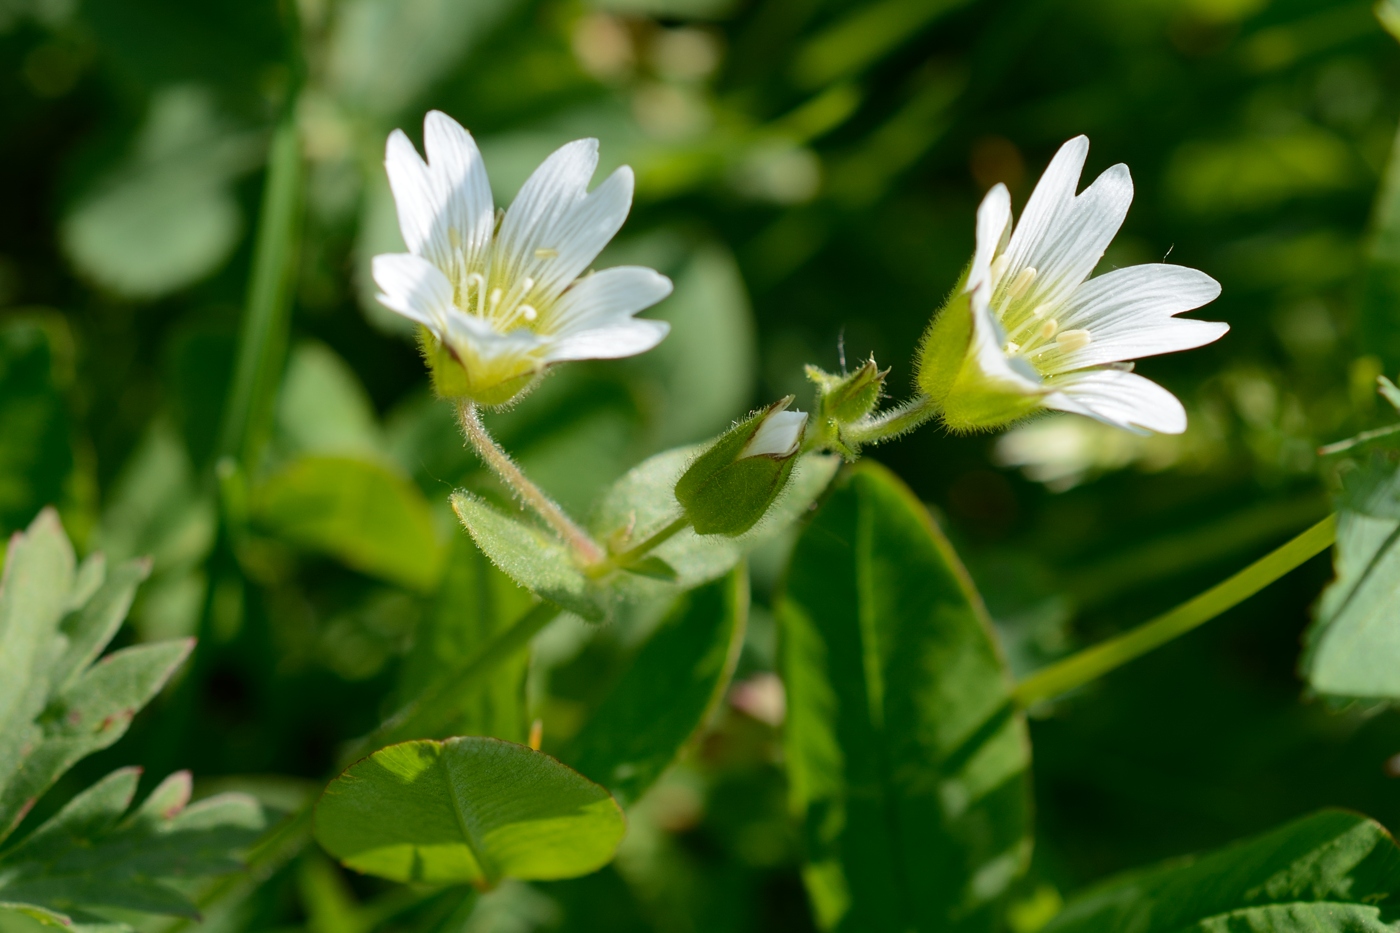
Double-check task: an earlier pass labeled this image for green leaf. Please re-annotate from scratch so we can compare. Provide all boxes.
[398,535,535,743]
[1043,809,1400,933]
[252,455,444,593]
[314,737,626,886]
[450,491,605,622]
[0,767,265,926]
[60,87,261,300]
[778,462,1031,932]
[0,509,195,847]
[565,567,748,806]
[593,447,840,600]
[1303,459,1400,700]
[276,342,384,460]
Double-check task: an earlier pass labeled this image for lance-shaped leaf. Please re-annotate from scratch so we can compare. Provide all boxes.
[779,462,1031,933]
[0,768,265,929]
[1043,809,1400,933]
[1303,458,1400,700]
[314,737,625,887]
[564,567,749,807]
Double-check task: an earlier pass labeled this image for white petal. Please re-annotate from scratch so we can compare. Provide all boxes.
[373,253,456,336]
[1017,163,1133,312]
[542,319,670,363]
[968,184,1011,293]
[743,409,806,458]
[1044,264,1227,371]
[384,130,437,258]
[384,114,495,274]
[422,110,494,271]
[548,266,673,336]
[1000,137,1089,279]
[1045,368,1187,434]
[493,139,634,298]
[443,312,545,361]
[969,285,1043,394]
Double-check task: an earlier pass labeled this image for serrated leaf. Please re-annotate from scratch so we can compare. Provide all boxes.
[0,767,265,924]
[1303,459,1400,700]
[1043,809,1400,933]
[314,737,625,886]
[779,462,1030,932]
[565,567,748,807]
[252,454,444,593]
[0,640,195,837]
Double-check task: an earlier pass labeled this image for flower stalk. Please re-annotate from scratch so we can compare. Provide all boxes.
[456,401,605,566]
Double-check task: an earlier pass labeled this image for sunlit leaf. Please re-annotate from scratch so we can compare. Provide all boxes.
[1043,809,1400,933]
[314,737,625,885]
[779,462,1031,932]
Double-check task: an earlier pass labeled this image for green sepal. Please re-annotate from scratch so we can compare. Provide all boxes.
[675,398,803,536]
[806,357,887,425]
[417,327,538,408]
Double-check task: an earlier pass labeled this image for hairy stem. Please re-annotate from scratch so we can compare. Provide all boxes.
[1012,514,1337,708]
[842,395,939,447]
[457,401,605,566]
[612,515,690,566]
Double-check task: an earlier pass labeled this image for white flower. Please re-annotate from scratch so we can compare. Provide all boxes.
[931,135,1227,434]
[372,111,673,405]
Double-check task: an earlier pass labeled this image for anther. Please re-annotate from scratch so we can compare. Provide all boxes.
[489,288,503,311]
[1030,304,1049,319]
[1007,266,1037,300]
[1056,329,1092,351]
[534,247,558,259]
[1038,319,1059,340]
[520,305,538,322]
[1005,341,1020,354]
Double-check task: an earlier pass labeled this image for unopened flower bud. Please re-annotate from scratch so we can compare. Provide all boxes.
[675,397,806,536]
[806,357,889,455]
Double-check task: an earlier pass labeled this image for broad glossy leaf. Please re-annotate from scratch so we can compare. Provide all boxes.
[253,454,444,593]
[565,567,748,806]
[1303,459,1400,700]
[779,462,1030,933]
[1043,809,1400,933]
[314,737,626,886]
[399,534,535,742]
[0,767,265,927]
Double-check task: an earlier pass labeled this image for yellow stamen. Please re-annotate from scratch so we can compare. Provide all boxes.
[1056,329,1092,351]
[520,305,538,322]
[1038,319,1059,340]
[1007,266,1037,300]
[989,255,1009,289]
[534,247,558,259]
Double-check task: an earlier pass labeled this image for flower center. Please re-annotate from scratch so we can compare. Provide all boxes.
[442,230,557,336]
[989,257,1092,370]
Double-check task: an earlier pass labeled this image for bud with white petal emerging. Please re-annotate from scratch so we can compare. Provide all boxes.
[675,397,807,536]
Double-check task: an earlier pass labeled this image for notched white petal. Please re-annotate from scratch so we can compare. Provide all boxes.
[549,266,673,336]
[543,319,670,363]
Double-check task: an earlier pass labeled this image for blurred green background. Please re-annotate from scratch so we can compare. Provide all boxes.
[3,0,1400,929]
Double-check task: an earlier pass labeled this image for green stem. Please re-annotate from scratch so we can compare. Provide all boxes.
[1012,513,1337,709]
[217,113,303,473]
[612,516,690,566]
[457,401,605,566]
[1318,422,1400,456]
[349,601,560,759]
[841,394,938,447]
